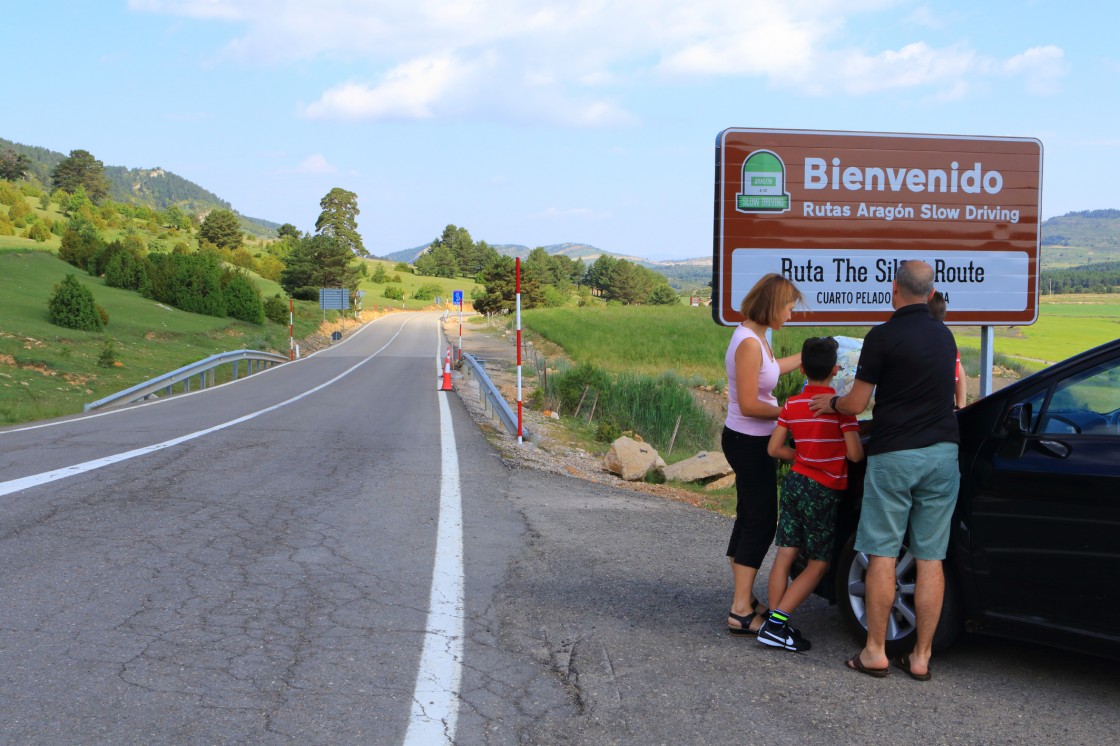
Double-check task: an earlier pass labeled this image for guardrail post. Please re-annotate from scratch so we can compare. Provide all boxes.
[232,361,239,381]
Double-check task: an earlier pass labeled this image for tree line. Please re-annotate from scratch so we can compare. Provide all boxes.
[1040,261,1120,294]
[413,224,680,313]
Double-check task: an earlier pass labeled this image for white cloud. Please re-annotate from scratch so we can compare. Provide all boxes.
[291,154,337,173]
[302,54,470,120]
[131,0,1071,126]
[1003,45,1068,95]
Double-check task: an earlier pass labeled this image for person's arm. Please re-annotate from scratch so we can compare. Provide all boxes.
[734,337,782,419]
[810,379,875,417]
[777,351,802,376]
[767,424,795,461]
[843,429,864,463]
[955,359,967,409]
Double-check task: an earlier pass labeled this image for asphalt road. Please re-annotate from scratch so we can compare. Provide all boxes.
[0,311,1116,744]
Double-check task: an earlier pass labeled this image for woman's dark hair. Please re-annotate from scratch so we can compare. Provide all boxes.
[801,336,839,381]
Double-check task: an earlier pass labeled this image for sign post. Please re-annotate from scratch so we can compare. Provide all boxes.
[713,128,1043,395]
[453,289,464,362]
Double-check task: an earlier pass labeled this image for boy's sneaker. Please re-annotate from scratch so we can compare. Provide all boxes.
[757,620,812,652]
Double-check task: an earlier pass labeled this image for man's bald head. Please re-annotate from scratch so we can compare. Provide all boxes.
[894,260,934,305]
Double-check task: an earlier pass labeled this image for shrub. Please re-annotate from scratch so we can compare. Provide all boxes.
[394,262,412,273]
[222,271,264,324]
[264,294,289,324]
[383,285,403,300]
[98,338,117,367]
[412,282,444,301]
[172,253,227,317]
[104,250,148,290]
[58,225,105,271]
[48,274,105,332]
[292,286,319,301]
[27,222,51,242]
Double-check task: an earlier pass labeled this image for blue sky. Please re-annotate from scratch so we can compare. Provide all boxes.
[5,1,1117,261]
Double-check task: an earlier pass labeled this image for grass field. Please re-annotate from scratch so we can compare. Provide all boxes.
[955,294,1120,372]
[0,251,323,424]
[520,297,1118,390]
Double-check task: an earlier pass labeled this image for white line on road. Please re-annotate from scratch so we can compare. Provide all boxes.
[0,321,410,498]
[403,391,464,746]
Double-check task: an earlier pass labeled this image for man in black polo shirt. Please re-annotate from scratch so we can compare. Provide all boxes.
[811,260,959,681]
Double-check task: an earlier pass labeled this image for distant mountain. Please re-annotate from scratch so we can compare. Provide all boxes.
[1,136,279,238]
[1039,209,1120,267]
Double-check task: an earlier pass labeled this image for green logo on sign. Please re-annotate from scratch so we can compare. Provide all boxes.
[737,150,790,213]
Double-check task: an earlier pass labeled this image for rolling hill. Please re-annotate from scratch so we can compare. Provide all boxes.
[1,136,279,238]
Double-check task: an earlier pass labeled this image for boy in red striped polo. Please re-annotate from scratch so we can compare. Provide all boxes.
[760,337,864,652]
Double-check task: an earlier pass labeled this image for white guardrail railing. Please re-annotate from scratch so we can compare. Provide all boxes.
[84,349,289,412]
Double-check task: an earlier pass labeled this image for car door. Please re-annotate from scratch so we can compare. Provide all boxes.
[966,354,1120,638]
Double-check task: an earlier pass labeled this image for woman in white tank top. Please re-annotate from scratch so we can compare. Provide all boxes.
[723,274,804,636]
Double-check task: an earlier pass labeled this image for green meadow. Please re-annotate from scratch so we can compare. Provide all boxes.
[520,299,1119,386]
[954,294,1120,372]
[0,250,320,424]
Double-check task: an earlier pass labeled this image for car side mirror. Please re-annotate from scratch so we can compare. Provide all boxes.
[1005,402,1032,435]
[997,402,1033,460]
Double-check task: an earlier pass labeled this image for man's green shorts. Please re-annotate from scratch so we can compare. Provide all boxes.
[855,442,959,561]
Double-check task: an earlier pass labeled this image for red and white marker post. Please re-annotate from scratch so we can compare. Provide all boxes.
[515,257,523,444]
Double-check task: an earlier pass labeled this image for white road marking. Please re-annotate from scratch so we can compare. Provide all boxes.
[0,321,409,497]
[403,392,464,746]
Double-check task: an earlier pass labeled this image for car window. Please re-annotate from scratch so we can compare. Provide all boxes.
[1037,358,1120,436]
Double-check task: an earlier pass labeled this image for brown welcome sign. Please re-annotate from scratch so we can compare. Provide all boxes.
[713,128,1043,327]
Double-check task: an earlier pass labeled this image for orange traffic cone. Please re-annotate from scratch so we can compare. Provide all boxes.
[439,350,453,391]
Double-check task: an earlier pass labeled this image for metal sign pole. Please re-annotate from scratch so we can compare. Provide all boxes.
[979,326,995,397]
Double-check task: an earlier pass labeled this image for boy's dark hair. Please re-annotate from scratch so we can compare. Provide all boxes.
[801,336,839,381]
[928,290,947,321]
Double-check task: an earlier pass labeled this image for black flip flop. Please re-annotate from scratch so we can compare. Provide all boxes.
[845,653,890,678]
[895,654,932,681]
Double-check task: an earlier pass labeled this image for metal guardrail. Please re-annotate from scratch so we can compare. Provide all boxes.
[459,352,531,441]
[84,349,289,412]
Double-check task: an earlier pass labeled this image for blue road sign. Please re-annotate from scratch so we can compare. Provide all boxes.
[453,290,463,305]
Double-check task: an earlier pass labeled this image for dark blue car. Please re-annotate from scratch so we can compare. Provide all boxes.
[820,338,1120,660]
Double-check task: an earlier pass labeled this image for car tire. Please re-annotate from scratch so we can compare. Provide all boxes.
[834,531,962,656]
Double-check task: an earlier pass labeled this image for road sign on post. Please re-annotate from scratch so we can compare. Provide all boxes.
[712,128,1043,327]
[452,290,463,305]
[319,288,350,311]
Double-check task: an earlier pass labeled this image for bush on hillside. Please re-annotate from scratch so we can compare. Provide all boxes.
[264,294,289,324]
[27,222,51,242]
[48,274,106,332]
[412,282,444,301]
[58,224,105,271]
[222,271,264,324]
[382,285,403,300]
[292,286,319,301]
[172,253,226,317]
[104,249,148,291]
